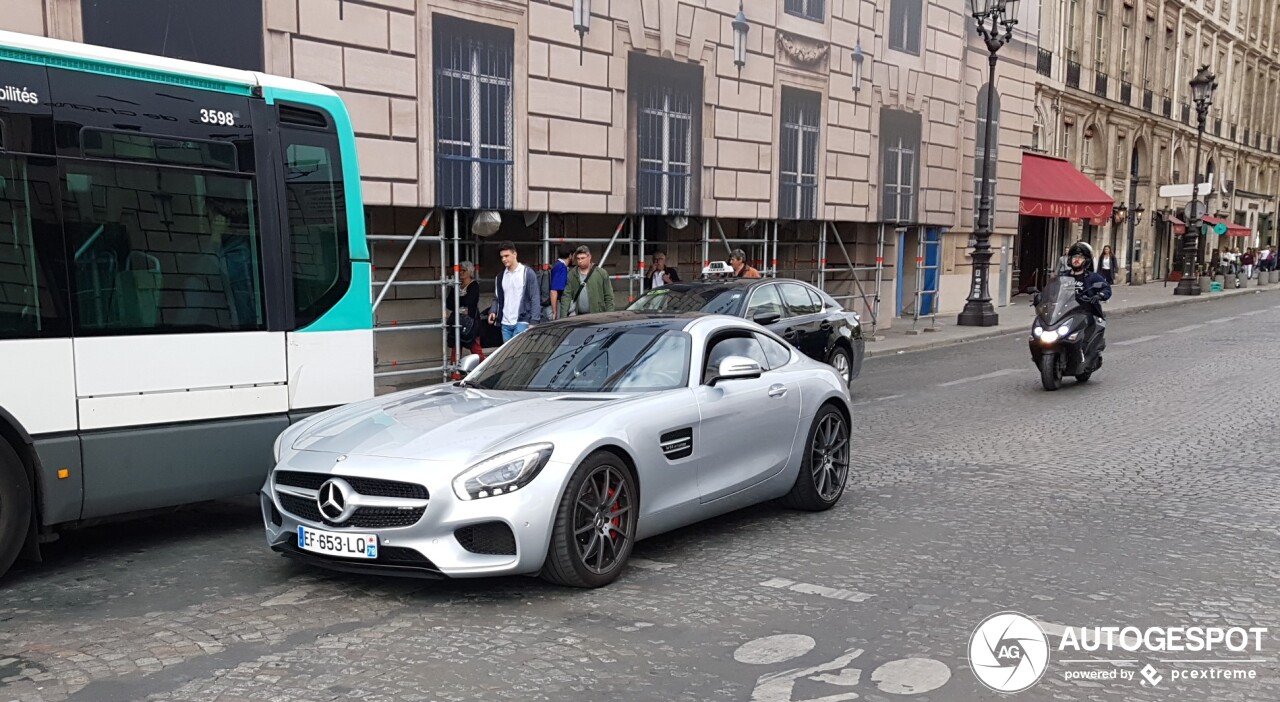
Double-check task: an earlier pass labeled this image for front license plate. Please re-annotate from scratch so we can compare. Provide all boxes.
[298,525,378,559]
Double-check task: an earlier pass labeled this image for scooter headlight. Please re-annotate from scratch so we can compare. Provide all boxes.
[1033,326,1044,336]
[1039,329,1060,343]
[1057,322,1072,335]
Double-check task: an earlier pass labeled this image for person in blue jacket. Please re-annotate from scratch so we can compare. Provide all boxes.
[1064,241,1111,320]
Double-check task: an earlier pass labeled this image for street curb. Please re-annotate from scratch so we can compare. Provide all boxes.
[864,285,1280,360]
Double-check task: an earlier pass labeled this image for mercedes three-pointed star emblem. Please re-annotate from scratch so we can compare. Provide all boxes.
[317,478,353,522]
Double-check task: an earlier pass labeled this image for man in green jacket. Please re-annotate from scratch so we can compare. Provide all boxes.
[560,245,615,318]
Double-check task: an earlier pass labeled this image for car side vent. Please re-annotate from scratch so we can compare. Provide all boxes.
[660,428,694,460]
[279,104,329,128]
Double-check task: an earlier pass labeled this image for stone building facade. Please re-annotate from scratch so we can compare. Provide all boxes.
[1032,0,1280,287]
[6,0,1039,383]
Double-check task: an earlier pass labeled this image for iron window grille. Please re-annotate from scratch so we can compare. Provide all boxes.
[1036,48,1053,78]
[637,83,694,215]
[433,16,514,210]
[779,88,821,220]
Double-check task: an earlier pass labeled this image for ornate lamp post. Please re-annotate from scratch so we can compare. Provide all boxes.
[958,0,1019,327]
[1174,65,1218,296]
[732,2,749,76]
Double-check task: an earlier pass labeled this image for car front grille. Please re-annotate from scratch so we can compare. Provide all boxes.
[274,470,429,529]
[275,470,429,499]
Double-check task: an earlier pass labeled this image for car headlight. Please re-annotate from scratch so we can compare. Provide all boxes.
[453,443,554,501]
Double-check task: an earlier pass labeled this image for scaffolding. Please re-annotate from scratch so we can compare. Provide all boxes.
[816,222,886,334]
[904,230,942,332]
[368,210,891,389]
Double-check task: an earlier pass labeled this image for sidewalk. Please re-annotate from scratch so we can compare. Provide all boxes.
[864,279,1280,359]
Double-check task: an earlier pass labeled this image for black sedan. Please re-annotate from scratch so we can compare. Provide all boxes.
[627,278,864,386]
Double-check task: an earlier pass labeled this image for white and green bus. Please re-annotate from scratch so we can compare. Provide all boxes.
[0,30,373,577]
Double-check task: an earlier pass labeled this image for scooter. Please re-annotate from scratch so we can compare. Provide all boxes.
[1027,276,1107,391]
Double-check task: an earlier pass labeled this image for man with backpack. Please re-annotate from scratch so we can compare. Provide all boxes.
[560,245,615,318]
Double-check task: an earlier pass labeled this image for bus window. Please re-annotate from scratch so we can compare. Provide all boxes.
[0,155,67,339]
[61,161,267,334]
[281,123,349,328]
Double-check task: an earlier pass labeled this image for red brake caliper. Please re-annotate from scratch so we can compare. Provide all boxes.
[608,487,621,540]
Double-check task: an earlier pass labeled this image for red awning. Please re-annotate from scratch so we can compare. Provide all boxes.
[1166,214,1185,234]
[1019,153,1114,224]
[1201,215,1252,238]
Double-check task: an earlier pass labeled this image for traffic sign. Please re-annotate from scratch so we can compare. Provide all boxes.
[1213,222,1228,235]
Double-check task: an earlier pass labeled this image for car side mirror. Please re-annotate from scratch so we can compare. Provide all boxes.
[457,353,482,376]
[752,312,781,326]
[712,356,762,385]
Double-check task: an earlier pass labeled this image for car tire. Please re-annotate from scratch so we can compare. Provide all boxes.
[827,345,854,387]
[0,440,32,580]
[541,451,638,588]
[779,405,849,512]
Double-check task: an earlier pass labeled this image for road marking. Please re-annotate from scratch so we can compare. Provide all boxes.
[1206,316,1239,324]
[734,634,817,664]
[1113,335,1161,346]
[1240,309,1269,317]
[852,394,904,406]
[1167,324,1204,333]
[760,577,875,602]
[937,369,1018,387]
[871,658,952,694]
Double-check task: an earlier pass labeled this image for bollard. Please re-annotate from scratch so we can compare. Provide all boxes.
[1199,276,1213,292]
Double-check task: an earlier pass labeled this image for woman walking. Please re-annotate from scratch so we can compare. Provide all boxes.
[1098,245,1117,285]
[446,261,484,376]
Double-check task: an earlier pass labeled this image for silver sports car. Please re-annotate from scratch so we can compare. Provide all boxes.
[261,312,854,588]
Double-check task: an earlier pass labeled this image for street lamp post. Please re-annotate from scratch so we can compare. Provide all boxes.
[959,0,1019,327]
[1174,65,1218,296]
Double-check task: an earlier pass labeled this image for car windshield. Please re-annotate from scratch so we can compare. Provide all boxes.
[627,287,745,315]
[465,324,692,392]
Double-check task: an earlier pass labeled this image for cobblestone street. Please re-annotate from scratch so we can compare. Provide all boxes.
[3,291,1279,702]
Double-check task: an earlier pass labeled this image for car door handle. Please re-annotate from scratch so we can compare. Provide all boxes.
[768,384,787,398]
[820,321,833,331]
[783,329,799,338]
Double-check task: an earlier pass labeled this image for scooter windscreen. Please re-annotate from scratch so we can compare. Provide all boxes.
[1035,276,1084,327]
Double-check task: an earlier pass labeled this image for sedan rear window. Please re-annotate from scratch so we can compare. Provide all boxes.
[628,287,745,315]
[465,325,692,392]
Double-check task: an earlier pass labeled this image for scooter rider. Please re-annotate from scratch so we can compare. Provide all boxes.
[1065,241,1111,319]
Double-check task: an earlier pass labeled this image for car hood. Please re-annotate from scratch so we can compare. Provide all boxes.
[290,385,635,463]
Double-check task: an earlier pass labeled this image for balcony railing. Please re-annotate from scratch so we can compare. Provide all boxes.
[1067,61,1081,89]
[1143,89,1154,112]
[1215,119,1222,136]
[1037,48,1053,77]
[1230,124,1237,141]
[1162,97,1172,118]
[1094,73,1109,98]
[1181,104,1190,125]
[1120,81,1132,105]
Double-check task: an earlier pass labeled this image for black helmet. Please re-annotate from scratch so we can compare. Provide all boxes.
[1067,241,1095,273]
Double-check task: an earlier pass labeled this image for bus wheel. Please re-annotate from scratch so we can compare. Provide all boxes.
[0,440,32,579]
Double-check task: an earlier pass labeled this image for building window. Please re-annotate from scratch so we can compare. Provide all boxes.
[779,88,821,220]
[433,16,514,210]
[1093,4,1107,75]
[889,0,922,55]
[1120,7,1132,82]
[82,0,264,71]
[974,85,1001,221]
[1065,0,1080,63]
[880,110,921,224]
[784,0,824,22]
[631,55,702,215]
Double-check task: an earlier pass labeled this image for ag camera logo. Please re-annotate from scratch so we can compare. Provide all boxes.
[969,611,1051,693]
